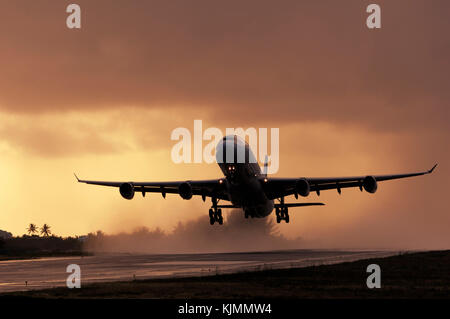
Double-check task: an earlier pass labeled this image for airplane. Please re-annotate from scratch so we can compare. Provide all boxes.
[75,135,437,225]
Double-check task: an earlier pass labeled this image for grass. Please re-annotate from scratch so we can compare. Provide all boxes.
[2,250,449,299]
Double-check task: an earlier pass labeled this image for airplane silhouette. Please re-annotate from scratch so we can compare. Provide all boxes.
[76,135,437,225]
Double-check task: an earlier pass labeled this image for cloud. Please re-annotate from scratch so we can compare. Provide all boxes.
[0,109,189,157]
[0,113,129,157]
[0,1,448,131]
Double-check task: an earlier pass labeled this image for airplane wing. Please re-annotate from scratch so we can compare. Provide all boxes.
[262,164,437,200]
[74,175,229,201]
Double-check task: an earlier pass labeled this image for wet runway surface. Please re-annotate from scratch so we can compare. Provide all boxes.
[0,250,397,293]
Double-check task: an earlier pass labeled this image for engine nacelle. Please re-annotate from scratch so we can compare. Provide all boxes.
[363,176,378,193]
[296,178,310,197]
[119,182,135,200]
[179,182,193,200]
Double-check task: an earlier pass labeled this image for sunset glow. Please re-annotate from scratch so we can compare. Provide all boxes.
[0,1,448,250]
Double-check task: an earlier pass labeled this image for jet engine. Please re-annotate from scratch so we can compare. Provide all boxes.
[179,182,193,200]
[363,176,378,193]
[119,182,135,200]
[296,178,310,197]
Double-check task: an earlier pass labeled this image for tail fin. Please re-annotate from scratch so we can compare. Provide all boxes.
[262,155,269,177]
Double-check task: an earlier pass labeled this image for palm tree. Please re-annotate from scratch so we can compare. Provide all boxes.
[40,224,51,237]
[27,223,38,236]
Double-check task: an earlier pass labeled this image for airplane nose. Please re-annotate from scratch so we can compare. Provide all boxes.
[216,135,243,164]
[215,135,257,164]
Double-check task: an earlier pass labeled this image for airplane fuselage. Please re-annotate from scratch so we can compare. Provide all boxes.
[216,137,274,218]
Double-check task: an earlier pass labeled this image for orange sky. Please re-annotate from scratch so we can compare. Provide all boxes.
[0,1,448,249]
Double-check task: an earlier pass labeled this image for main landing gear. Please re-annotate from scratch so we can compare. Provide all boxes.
[275,206,289,223]
[209,197,223,225]
[275,197,290,223]
[209,208,223,225]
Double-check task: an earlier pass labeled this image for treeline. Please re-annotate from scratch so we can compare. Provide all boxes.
[0,235,84,258]
[0,224,86,259]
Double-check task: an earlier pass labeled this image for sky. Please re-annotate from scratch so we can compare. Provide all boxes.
[0,0,448,249]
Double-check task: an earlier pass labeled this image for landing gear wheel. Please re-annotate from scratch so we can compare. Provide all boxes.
[209,207,224,225]
[275,205,290,223]
[275,207,281,223]
[217,209,223,224]
[244,211,249,219]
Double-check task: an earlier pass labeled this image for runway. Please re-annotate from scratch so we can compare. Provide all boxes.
[0,249,397,293]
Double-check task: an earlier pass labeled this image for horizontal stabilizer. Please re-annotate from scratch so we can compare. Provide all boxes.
[216,204,240,208]
[275,203,325,208]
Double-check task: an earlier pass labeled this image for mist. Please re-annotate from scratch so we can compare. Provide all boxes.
[83,210,305,254]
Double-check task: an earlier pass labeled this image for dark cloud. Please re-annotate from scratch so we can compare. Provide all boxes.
[0,1,448,131]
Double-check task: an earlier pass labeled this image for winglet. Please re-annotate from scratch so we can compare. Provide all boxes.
[74,173,80,182]
[428,163,438,174]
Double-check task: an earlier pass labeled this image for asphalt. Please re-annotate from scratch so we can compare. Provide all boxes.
[0,249,397,293]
